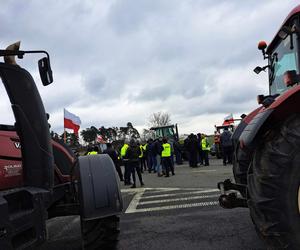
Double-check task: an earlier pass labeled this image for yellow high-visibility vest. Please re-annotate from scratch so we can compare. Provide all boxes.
[139,145,144,158]
[88,151,98,155]
[120,144,129,157]
[201,138,210,151]
[161,143,171,157]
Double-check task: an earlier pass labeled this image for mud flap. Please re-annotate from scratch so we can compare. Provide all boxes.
[78,154,123,221]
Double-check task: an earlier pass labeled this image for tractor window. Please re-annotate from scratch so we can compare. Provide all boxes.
[269,34,299,95]
[154,127,174,138]
[164,127,175,137]
[155,129,163,138]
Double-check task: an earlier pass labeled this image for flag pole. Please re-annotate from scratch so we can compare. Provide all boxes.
[63,108,66,143]
[64,128,66,143]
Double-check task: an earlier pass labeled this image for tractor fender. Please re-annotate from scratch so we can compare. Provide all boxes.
[240,85,300,149]
[239,109,273,149]
[78,154,123,220]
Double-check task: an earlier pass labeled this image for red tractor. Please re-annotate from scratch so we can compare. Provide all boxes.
[0,43,123,249]
[218,5,300,249]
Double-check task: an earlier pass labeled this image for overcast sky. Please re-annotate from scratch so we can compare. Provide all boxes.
[0,0,299,135]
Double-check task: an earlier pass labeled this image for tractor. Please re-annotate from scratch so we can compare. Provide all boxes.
[150,124,186,162]
[150,124,179,142]
[218,5,300,249]
[0,42,123,249]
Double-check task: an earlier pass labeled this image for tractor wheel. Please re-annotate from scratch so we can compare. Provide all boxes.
[81,215,120,250]
[232,145,251,186]
[248,114,300,249]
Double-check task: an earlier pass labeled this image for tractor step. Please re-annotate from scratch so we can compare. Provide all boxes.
[0,187,49,250]
[217,179,248,209]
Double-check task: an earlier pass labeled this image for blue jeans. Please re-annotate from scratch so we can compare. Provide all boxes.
[155,155,162,174]
[151,155,157,172]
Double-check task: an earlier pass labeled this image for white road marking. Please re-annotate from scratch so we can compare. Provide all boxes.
[121,188,145,193]
[192,170,217,173]
[141,189,219,200]
[125,189,145,214]
[139,194,219,205]
[126,201,219,213]
[124,187,220,214]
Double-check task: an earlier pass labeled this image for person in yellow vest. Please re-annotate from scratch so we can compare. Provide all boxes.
[161,137,175,177]
[121,140,131,185]
[138,142,147,173]
[201,134,210,166]
[87,146,99,155]
[125,139,144,188]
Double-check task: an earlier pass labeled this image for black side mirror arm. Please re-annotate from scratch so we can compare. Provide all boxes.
[0,49,51,65]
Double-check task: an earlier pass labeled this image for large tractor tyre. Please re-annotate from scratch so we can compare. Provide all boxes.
[81,215,120,250]
[248,114,300,249]
[233,145,251,186]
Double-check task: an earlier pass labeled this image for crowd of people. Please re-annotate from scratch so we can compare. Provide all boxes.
[85,128,233,188]
[121,137,176,188]
[184,133,210,167]
[86,137,176,188]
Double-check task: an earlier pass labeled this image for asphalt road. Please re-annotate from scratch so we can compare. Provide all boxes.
[40,158,266,250]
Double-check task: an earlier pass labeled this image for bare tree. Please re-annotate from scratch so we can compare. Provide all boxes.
[141,129,155,141]
[148,112,171,127]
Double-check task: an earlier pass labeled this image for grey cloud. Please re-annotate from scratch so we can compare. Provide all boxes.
[84,73,107,96]
[0,0,299,134]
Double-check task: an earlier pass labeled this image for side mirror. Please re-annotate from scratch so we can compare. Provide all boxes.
[257,94,265,104]
[38,57,53,86]
[253,65,269,74]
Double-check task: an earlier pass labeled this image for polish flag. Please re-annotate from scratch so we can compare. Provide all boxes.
[97,135,106,143]
[64,109,81,136]
[223,113,234,125]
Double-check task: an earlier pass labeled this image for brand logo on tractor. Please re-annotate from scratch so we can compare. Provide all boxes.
[3,164,22,177]
[14,142,21,149]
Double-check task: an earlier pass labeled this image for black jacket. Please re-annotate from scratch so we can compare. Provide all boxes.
[220,130,233,147]
[125,144,141,162]
[103,148,118,166]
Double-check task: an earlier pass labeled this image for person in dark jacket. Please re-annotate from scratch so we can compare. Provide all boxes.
[103,143,123,181]
[197,133,203,165]
[150,139,158,173]
[154,138,164,176]
[186,134,198,167]
[146,139,154,173]
[125,139,144,188]
[173,140,183,165]
[220,127,233,166]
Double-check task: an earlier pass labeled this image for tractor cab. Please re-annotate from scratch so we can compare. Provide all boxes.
[254,11,300,106]
[150,124,179,141]
[215,124,235,134]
